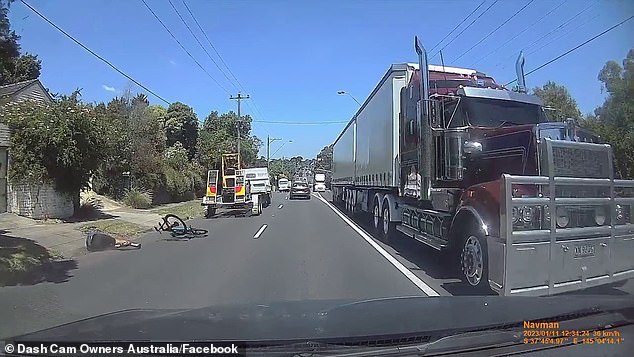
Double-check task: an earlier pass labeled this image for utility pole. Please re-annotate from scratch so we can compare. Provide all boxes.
[230,92,250,157]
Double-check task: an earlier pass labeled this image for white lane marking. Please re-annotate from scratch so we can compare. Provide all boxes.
[313,193,440,297]
[278,204,284,209]
[253,224,267,239]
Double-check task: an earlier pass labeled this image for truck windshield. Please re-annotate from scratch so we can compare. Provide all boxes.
[463,97,546,127]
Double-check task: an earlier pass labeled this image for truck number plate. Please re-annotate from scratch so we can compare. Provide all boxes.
[574,244,595,258]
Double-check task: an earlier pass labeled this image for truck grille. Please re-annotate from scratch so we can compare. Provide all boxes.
[542,140,612,179]
[552,146,610,178]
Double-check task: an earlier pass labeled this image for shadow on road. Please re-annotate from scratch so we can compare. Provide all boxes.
[0,233,78,286]
[61,202,119,223]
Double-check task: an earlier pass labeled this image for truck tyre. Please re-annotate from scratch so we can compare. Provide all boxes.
[379,200,396,243]
[205,207,216,218]
[257,201,263,215]
[372,197,381,234]
[460,227,492,294]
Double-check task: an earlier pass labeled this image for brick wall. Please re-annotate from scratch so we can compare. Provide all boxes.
[7,182,74,219]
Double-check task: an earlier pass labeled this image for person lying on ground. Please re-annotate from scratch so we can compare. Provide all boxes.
[86,232,141,251]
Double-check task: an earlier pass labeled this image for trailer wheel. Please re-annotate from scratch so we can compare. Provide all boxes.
[459,227,491,293]
[379,200,396,243]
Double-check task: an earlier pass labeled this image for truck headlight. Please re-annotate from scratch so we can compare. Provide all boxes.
[512,207,520,224]
[556,207,569,228]
[522,206,533,223]
[594,206,606,226]
[616,204,624,221]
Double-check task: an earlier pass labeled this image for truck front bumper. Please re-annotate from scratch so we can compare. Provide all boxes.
[490,173,634,296]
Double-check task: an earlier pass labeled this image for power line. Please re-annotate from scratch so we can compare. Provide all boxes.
[140,0,230,94]
[526,12,602,57]
[453,0,536,62]
[430,0,499,61]
[504,15,634,86]
[182,0,244,92]
[428,1,486,54]
[494,0,596,69]
[19,0,170,104]
[181,0,267,121]
[472,0,567,66]
[168,0,237,91]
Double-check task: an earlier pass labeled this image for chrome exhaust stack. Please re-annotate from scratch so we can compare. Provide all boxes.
[515,51,527,93]
[415,36,432,201]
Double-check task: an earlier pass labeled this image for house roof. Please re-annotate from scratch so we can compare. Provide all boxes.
[0,79,53,102]
[0,79,39,97]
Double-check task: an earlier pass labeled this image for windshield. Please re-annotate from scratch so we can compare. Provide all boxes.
[463,97,547,127]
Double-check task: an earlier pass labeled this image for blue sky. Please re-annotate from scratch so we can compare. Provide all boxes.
[8,0,634,159]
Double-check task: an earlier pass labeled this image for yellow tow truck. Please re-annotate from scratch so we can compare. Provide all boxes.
[201,153,264,218]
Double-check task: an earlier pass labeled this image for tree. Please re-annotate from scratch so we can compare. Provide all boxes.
[0,91,107,211]
[316,144,333,171]
[147,104,167,127]
[0,2,41,85]
[165,102,198,159]
[532,81,582,122]
[197,110,261,169]
[268,159,292,181]
[582,49,634,179]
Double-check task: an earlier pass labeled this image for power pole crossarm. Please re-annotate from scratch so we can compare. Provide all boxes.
[230,92,250,159]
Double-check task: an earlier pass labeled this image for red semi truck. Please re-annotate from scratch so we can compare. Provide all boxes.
[331,36,634,296]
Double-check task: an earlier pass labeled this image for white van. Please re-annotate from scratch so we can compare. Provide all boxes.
[278,178,290,192]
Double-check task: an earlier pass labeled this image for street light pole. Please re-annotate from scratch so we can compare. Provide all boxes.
[267,136,282,171]
[337,90,362,106]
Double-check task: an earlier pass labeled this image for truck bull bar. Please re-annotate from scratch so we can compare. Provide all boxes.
[490,139,634,296]
[491,173,634,296]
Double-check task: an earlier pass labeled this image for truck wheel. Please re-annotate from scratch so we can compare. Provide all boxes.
[257,201,263,215]
[460,229,491,293]
[372,198,381,234]
[205,207,216,218]
[380,202,396,243]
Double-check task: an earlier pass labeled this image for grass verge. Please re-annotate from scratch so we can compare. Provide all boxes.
[79,220,151,239]
[153,200,204,220]
[0,235,71,286]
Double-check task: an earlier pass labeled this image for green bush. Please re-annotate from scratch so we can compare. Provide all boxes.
[164,166,192,197]
[123,188,152,209]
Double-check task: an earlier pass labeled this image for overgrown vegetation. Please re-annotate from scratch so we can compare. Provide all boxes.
[122,188,152,209]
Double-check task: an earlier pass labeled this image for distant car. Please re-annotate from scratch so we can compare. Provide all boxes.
[314,182,326,192]
[278,178,290,192]
[289,181,311,200]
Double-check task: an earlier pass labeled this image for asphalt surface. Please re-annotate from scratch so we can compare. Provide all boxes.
[0,192,424,338]
[1,191,632,339]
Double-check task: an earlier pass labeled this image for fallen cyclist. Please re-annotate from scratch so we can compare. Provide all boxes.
[86,231,141,251]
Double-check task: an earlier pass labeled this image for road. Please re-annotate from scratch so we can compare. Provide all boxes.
[1,191,632,338]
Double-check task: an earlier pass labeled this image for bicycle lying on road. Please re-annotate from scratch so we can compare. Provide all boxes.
[154,214,208,239]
